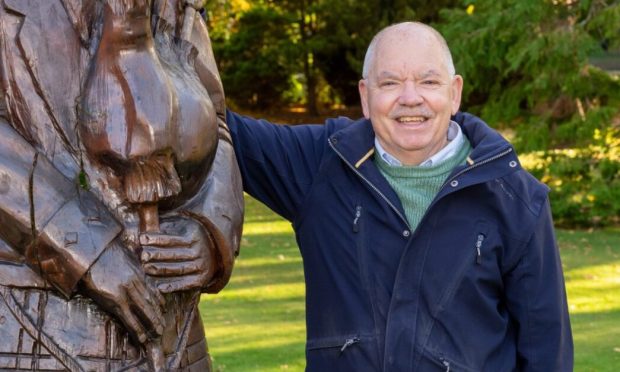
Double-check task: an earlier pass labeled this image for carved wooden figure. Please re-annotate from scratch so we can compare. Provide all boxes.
[0,0,243,370]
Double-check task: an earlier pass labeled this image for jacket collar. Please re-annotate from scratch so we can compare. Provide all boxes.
[452,111,514,162]
[327,112,521,219]
[328,117,376,168]
[328,112,514,170]
[326,112,522,230]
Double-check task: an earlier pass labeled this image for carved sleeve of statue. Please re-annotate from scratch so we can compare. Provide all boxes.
[0,0,243,371]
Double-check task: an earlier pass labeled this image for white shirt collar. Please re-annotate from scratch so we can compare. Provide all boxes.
[375,120,464,167]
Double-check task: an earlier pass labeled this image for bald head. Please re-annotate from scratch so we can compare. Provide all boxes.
[362,22,455,79]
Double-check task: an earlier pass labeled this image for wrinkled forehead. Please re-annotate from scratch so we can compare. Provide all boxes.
[371,30,449,77]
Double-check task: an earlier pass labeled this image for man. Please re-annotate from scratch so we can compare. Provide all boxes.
[227,22,573,371]
[0,1,242,370]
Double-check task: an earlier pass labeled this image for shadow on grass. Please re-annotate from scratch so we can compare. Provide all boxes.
[227,262,303,291]
[201,297,305,327]
[231,225,305,290]
[201,295,306,371]
[558,229,620,271]
[242,194,288,224]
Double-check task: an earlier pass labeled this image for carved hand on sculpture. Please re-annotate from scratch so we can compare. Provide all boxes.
[80,239,166,345]
[140,214,216,293]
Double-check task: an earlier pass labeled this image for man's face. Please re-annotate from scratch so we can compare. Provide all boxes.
[359,27,463,166]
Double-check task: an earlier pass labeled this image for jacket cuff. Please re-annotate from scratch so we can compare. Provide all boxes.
[25,191,121,298]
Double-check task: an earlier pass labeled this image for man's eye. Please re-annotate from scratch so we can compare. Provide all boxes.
[380,81,398,87]
[422,80,440,85]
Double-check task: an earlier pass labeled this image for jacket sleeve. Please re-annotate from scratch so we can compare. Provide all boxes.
[226,110,327,222]
[0,119,121,298]
[503,198,573,371]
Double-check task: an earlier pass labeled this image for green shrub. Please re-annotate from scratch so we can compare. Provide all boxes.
[438,0,620,152]
[521,127,620,227]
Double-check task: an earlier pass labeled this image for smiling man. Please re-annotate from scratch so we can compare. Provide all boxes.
[359,23,463,167]
[227,22,573,371]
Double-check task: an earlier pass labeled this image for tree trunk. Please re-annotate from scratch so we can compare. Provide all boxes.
[300,0,319,116]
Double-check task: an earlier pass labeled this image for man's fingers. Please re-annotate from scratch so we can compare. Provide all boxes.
[141,246,200,263]
[154,275,204,293]
[139,233,195,248]
[143,260,202,277]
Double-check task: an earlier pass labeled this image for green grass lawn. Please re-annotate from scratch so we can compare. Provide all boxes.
[202,196,620,371]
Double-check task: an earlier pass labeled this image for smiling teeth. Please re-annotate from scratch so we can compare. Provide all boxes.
[398,116,425,123]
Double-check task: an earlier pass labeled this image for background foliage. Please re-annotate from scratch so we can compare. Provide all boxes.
[205,0,620,227]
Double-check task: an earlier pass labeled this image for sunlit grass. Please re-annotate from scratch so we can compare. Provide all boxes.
[243,220,294,235]
[202,196,620,371]
[557,229,620,371]
[567,263,620,314]
[202,196,305,371]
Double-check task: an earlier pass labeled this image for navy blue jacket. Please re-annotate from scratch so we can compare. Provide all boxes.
[227,110,573,371]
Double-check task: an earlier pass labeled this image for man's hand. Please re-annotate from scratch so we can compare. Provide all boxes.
[140,215,215,293]
[80,240,165,345]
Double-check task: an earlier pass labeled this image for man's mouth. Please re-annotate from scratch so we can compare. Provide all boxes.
[396,116,427,123]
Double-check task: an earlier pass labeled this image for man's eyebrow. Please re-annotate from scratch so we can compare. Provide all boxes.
[376,71,401,80]
[418,70,443,79]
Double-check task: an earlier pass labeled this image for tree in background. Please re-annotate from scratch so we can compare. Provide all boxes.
[209,5,297,109]
[313,0,458,106]
[277,0,322,115]
[439,0,620,226]
[438,0,620,151]
[208,0,323,113]
[209,0,459,110]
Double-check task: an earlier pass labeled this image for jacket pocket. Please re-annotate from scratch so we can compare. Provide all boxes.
[306,334,380,371]
[419,347,479,372]
[352,204,381,337]
[432,220,492,316]
[307,334,362,354]
[473,220,490,266]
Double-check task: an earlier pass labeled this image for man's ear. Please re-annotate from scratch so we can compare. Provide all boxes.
[359,79,371,119]
[451,75,464,115]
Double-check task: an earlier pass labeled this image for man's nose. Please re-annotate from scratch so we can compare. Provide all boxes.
[398,81,424,106]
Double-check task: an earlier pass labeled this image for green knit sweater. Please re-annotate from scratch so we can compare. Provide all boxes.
[374,139,472,230]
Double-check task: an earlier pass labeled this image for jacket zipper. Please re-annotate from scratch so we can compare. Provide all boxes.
[331,140,512,371]
[340,337,360,354]
[475,233,485,265]
[353,205,362,232]
[441,359,451,372]
[328,139,411,231]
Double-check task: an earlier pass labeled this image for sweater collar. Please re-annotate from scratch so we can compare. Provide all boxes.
[374,120,465,167]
